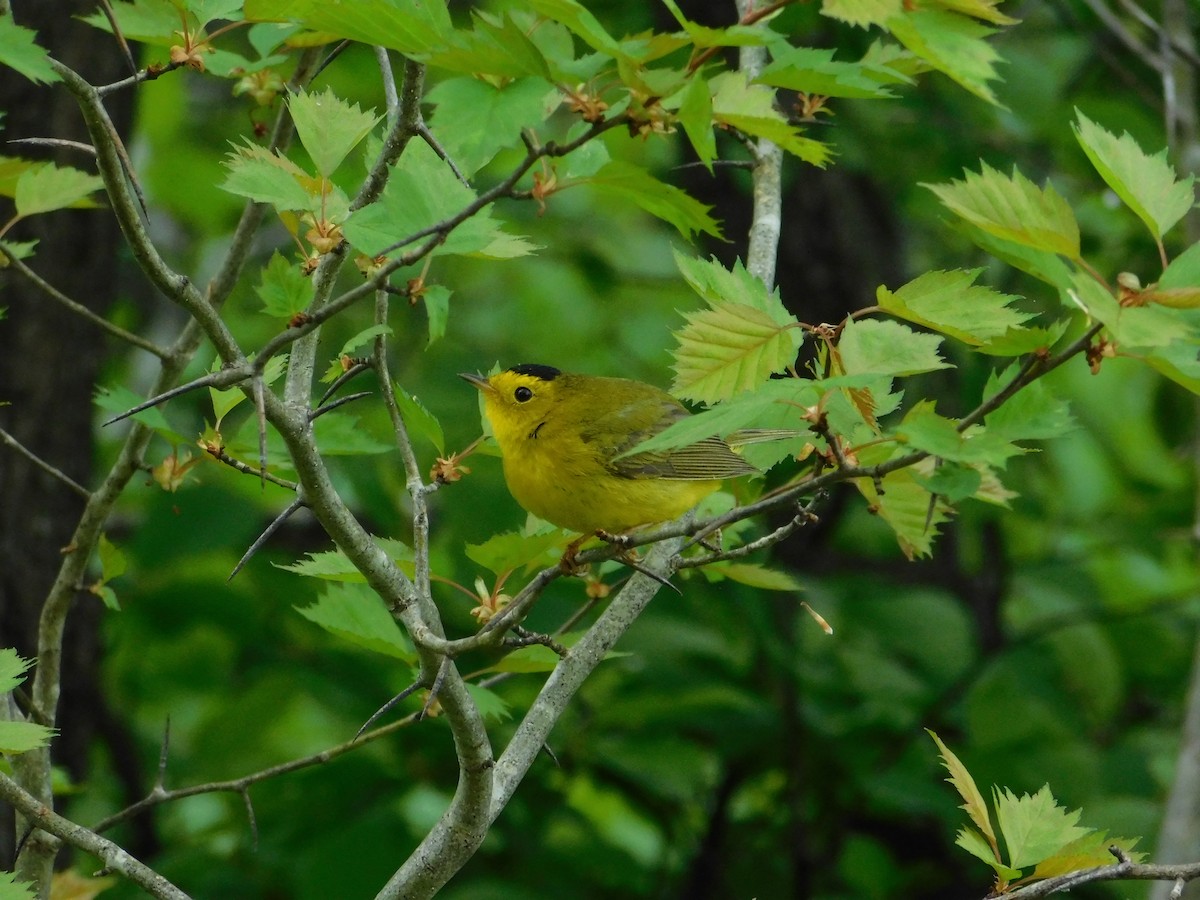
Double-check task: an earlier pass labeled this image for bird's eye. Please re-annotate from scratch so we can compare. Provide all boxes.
[514,386,533,403]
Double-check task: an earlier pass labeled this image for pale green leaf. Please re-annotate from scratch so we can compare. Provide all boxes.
[1143,287,1200,309]
[489,644,563,674]
[208,354,287,426]
[288,88,381,178]
[936,0,1020,26]
[256,252,312,318]
[14,163,103,217]
[1146,342,1200,395]
[1031,832,1144,879]
[97,533,127,585]
[912,461,983,502]
[671,303,804,403]
[660,0,772,48]
[296,582,415,661]
[94,384,187,443]
[838,318,952,377]
[674,250,796,326]
[878,269,1032,345]
[676,75,717,171]
[757,45,908,98]
[1073,109,1195,241]
[393,384,445,455]
[928,729,998,850]
[581,160,722,241]
[822,0,903,28]
[465,530,566,575]
[995,785,1092,870]
[0,18,60,84]
[924,163,1080,259]
[466,683,512,722]
[314,414,392,455]
[977,322,1069,357]
[983,365,1075,442]
[1159,240,1200,290]
[0,648,34,694]
[952,220,1076,292]
[81,0,182,45]
[0,870,36,899]
[524,0,624,56]
[339,325,392,357]
[221,143,320,212]
[708,562,802,591]
[421,11,552,80]
[93,585,121,612]
[886,9,1003,105]
[0,721,53,755]
[710,72,832,166]
[1069,272,1189,348]
[278,537,415,581]
[426,77,557,176]
[245,0,453,54]
[855,466,946,558]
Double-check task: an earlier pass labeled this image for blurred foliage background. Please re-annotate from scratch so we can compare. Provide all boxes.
[3,0,1199,898]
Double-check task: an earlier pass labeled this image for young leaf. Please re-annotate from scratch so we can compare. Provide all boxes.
[0,648,34,694]
[1031,831,1144,879]
[465,530,566,575]
[1073,109,1195,242]
[896,402,1022,466]
[14,163,103,217]
[912,461,983,502]
[256,251,312,318]
[426,76,558,176]
[877,269,1032,345]
[393,384,445,456]
[924,163,1080,260]
[422,11,552,81]
[244,0,453,54]
[710,72,832,166]
[837,318,951,377]
[0,18,60,84]
[465,683,512,722]
[983,366,1075,443]
[977,322,1069,357]
[928,729,999,854]
[0,721,54,755]
[706,562,802,592]
[339,325,392,357]
[288,88,381,178]
[856,466,947,558]
[822,0,904,29]
[523,0,624,57]
[422,284,451,346]
[80,0,186,45]
[279,538,415,581]
[97,533,127,586]
[757,45,906,99]
[580,160,722,241]
[674,251,796,326]
[885,9,1003,105]
[676,75,717,171]
[671,303,803,403]
[296,582,415,661]
[94,384,187,443]
[221,142,320,212]
[994,785,1091,870]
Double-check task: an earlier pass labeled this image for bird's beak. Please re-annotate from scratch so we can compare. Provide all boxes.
[458,372,494,392]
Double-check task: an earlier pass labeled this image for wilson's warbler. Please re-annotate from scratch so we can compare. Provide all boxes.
[460,364,757,535]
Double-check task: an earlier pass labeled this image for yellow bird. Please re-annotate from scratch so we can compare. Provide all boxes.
[460,364,757,535]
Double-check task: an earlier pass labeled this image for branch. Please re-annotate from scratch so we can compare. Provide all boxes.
[0,427,91,500]
[1003,853,1200,898]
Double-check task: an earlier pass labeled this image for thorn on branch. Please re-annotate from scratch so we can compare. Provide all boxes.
[228,495,307,581]
[309,391,372,423]
[318,360,372,408]
[419,658,451,721]
[356,680,426,740]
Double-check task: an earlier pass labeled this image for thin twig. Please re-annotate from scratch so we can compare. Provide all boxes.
[0,428,91,500]
[204,445,298,491]
[7,137,97,156]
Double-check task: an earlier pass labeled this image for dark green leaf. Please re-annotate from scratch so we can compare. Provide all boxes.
[0,18,60,84]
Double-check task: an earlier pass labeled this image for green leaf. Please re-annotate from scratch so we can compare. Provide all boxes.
[1069,272,1189,348]
[314,414,392,455]
[0,870,36,900]
[422,284,451,346]
[465,683,512,722]
[489,644,563,674]
[288,88,381,178]
[676,75,717,171]
[465,530,566,576]
[953,220,1077,292]
[208,354,287,427]
[80,0,181,45]
[878,269,1032,345]
[671,304,803,403]
[0,649,34,694]
[523,0,624,57]
[339,325,392,357]
[886,9,1003,105]
[581,160,722,241]
[279,537,415,581]
[822,0,903,28]
[296,582,415,661]
[0,721,54,755]
[977,321,1069,357]
[838,318,952,377]
[674,251,796,326]
[343,140,538,259]
[221,142,321,213]
[94,384,187,443]
[710,72,832,166]
[913,461,983,502]
[1159,241,1200,290]
[928,729,999,853]
[245,0,453,54]
[393,384,445,455]
[707,562,802,591]
[995,784,1091,870]
[0,18,60,84]
[856,465,947,558]
[422,11,552,80]
[97,533,127,586]
[14,163,103,217]
[1031,831,1144,879]
[426,77,557,176]
[256,252,312,318]
[1073,109,1195,242]
[896,401,1021,465]
[983,365,1075,443]
[93,585,121,612]
[924,163,1080,259]
[757,45,907,99]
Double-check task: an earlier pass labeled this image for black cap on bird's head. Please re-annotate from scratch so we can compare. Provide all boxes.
[508,363,561,382]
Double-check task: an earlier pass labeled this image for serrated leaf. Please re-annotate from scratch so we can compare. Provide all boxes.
[1069,271,1189,348]
[710,72,831,166]
[822,0,903,28]
[465,530,566,576]
[0,649,34,694]
[422,284,450,346]
[937,0,1020,25]
[296,582,415,661]
[1031,831,1144,879]
[878,269,1032,345]
[0,870,35,900]
[221,142,320,212]
[488,644,563,674]
[245,0,453,54]
[580,160,722,241]
[676,75,717,171]
[279,537,415,581]
[956,826,1021,880]
[674,251,796,326]
[80,0,182,45]
[1159,241,1200,290]
[660,0,772,48]
[709,561,802,591]
[995,784,1091,870]
[524,0,624,56]
[983,365,1075,443]
[1073,109,1195,241]
[838,318,952,377]
[897,401,1021,465]
[929,729,998,852]
[422,11,552,81]
[757,45,906,99]
[314,414,392,455]
[343,140,538,259]
[854,465,946,557]
[256,251,312,318]
[393,384,444,455]
[671,303,803,403]
[339,325,391,357]
[14,163,103,217]
[886,9,1003,105]
[97,533,127,585]
[0,721,54,755]
[913,461,983,502]
[466,682,512,722]
[426,76,557,176]
[953,220,1077,292]
[288,88,381,178]
[977,321,1069,357]
[1146,341,1200,395]
[0,18,60,84]
[925,163,1080,259]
